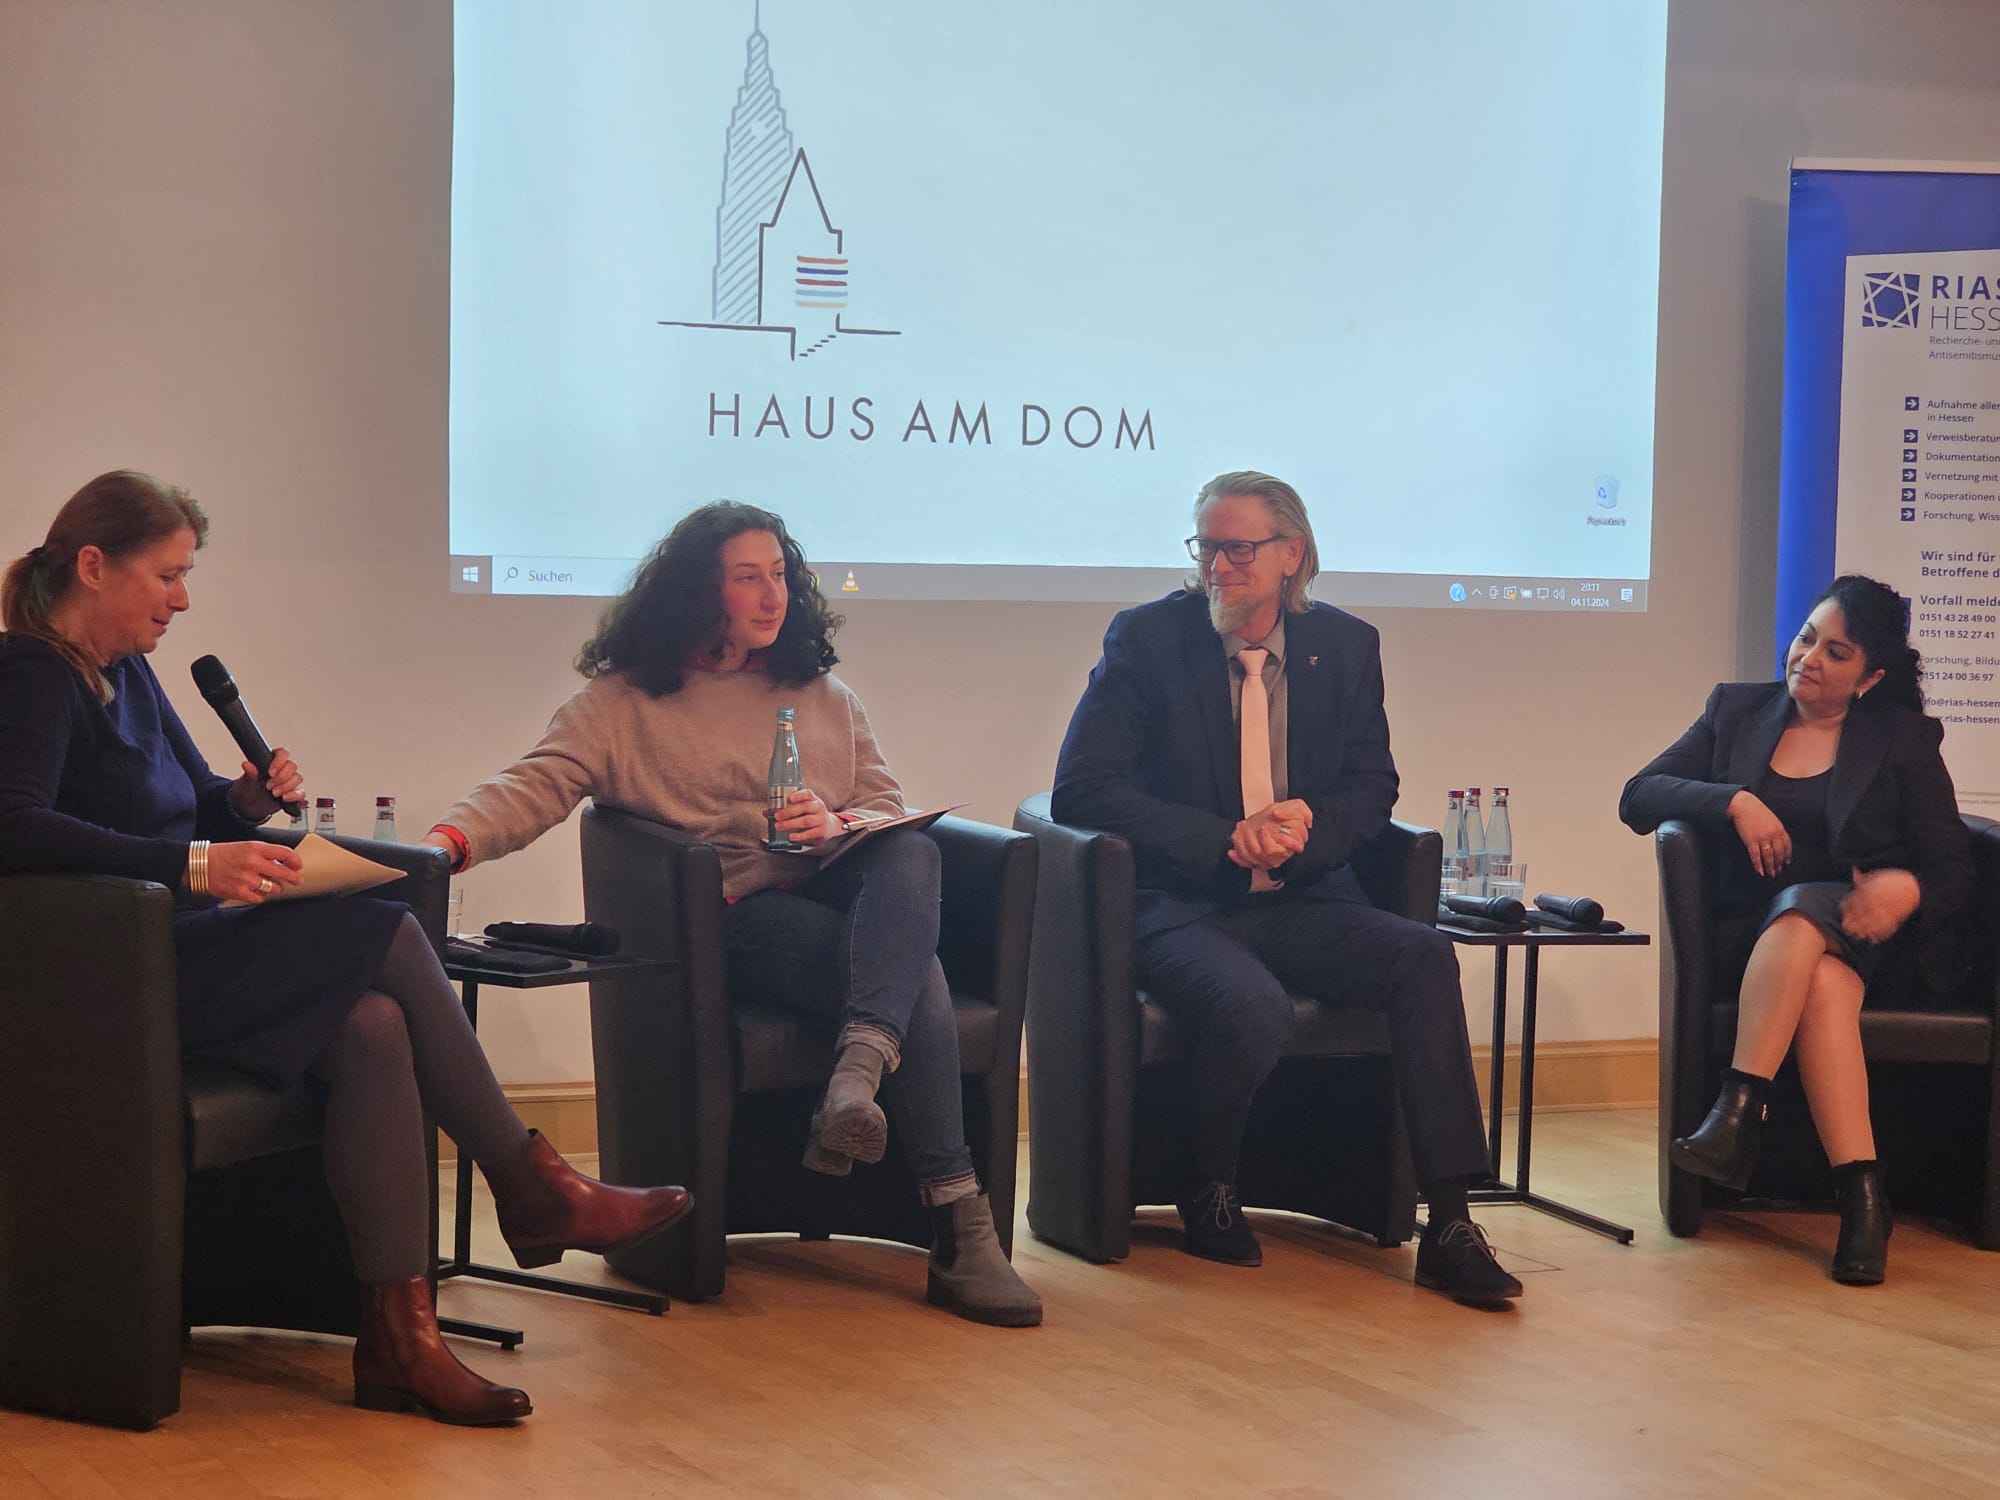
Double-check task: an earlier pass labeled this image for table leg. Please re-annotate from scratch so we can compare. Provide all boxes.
[452,978,479,1271]
[1485,944,1510,1179]
[439,1315,523,1350]
[435,969,669,1315]
[1516,945,1540,1195]
[1458,932,1637,1245]
[1518,1192,1636,1243]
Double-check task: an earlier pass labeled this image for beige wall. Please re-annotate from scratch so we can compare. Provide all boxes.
[6,0,2000,1083]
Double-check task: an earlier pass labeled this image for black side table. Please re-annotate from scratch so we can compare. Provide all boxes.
[1437,921,1650,1243]
[438,940,680,1334]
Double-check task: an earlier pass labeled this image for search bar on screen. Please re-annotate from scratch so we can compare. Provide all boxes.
[488,556,638,596]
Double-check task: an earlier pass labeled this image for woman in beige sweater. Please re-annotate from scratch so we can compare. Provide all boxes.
[430,502,1039,1327]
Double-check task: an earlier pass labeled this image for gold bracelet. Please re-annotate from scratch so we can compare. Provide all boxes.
[186,839,210,896]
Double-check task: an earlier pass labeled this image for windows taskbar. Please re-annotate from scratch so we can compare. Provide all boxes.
[448,556,1648,610]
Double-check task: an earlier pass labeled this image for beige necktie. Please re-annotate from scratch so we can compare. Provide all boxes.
[1237,647,1279,893]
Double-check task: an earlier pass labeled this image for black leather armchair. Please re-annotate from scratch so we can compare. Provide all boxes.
[1011,793,1435,1262]
[1656,815,2000,1246]
[577,804,1036,1302]
[0,835,451,1430]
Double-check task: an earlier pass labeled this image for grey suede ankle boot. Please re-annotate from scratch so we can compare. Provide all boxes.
[926,1194,1043,1327]
[805,1033,892,1173]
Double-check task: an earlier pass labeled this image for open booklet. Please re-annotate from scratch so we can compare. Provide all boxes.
[220,831,404,908]
[810,804,966,868]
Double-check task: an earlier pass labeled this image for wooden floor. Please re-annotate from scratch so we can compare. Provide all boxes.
[6,1110,2000,1498]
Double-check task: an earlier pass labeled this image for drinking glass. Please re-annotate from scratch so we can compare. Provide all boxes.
[1439,855,1466,902]
[1486,857,1527,905]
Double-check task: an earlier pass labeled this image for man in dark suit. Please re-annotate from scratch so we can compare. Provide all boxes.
[1051,470,1518,1305]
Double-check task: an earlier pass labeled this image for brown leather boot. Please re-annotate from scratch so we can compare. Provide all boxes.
[353,1277,531,1426]
[485,1129,693,1269]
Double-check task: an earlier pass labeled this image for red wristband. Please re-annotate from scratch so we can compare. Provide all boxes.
[430,824,471,874]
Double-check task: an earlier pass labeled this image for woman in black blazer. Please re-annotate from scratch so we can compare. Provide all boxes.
[1620,575,1973,1285]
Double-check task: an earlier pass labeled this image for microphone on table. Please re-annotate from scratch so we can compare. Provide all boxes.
[1443,893,1526,925]
[190,654,277,779]
[1534,893,1605,927]
[484,921,621,958]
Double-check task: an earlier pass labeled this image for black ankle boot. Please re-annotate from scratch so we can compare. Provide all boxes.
[1831,1159,1890,1286]
[1669,1068,1770,1191]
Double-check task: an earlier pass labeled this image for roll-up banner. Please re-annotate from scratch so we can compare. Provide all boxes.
[1777,159,2000,812]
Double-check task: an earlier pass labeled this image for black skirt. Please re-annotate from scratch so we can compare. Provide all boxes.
[1713,881,1922,1009]
[172,895,409,1085]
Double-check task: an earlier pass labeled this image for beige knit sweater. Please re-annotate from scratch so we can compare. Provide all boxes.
[436,668,904,900]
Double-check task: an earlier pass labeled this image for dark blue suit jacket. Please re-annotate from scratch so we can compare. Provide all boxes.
[1052,591,1399,938]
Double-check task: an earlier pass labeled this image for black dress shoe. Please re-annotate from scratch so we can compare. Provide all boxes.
[1177,1182,1262,1266]
[1831,1160,1890,1286]
[1668,1069,1770,1191]
[1415,1219,1523,1307]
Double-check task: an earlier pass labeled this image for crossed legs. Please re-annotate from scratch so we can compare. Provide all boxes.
[1678,909,1888,1282]
[1730,912,1874,1165]
[315,911,693,1421]
[312,912,532,1282]
[718,832,1042,1325]
[721,830,979,1201]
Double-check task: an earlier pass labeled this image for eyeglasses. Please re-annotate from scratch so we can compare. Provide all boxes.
[1185,534,1286,566]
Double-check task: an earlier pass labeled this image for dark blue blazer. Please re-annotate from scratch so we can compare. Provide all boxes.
[0,634,250,890]
[1619,679,1974,994]
[1052,591,1399,938]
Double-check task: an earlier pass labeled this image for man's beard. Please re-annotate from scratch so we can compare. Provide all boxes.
[1207,586,1261,637]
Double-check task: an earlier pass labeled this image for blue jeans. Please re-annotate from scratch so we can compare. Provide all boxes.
[721,829,975,1193]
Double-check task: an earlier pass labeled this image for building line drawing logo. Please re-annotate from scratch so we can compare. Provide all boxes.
[659,3,900,362]
[1859,271,1921,330]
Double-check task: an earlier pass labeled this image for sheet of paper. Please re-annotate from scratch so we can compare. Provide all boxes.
[220,831,404,908]
[814,804,966,868]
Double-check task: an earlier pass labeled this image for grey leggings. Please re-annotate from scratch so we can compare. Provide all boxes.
[308,912,530,1283]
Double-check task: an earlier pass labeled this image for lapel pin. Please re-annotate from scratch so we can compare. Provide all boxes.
[1308,655,1318,667]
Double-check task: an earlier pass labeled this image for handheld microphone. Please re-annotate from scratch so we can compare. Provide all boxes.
[483,921,621,958]
[1444,893,1526,924]
[190,655,275,779]
[1534,893,1605,927]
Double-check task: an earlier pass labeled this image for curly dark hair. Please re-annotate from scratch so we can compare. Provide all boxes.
[1805,574,1923,712]
[575,501,841,695]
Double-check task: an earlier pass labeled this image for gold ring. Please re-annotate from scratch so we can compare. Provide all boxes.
[257,876,276,895]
